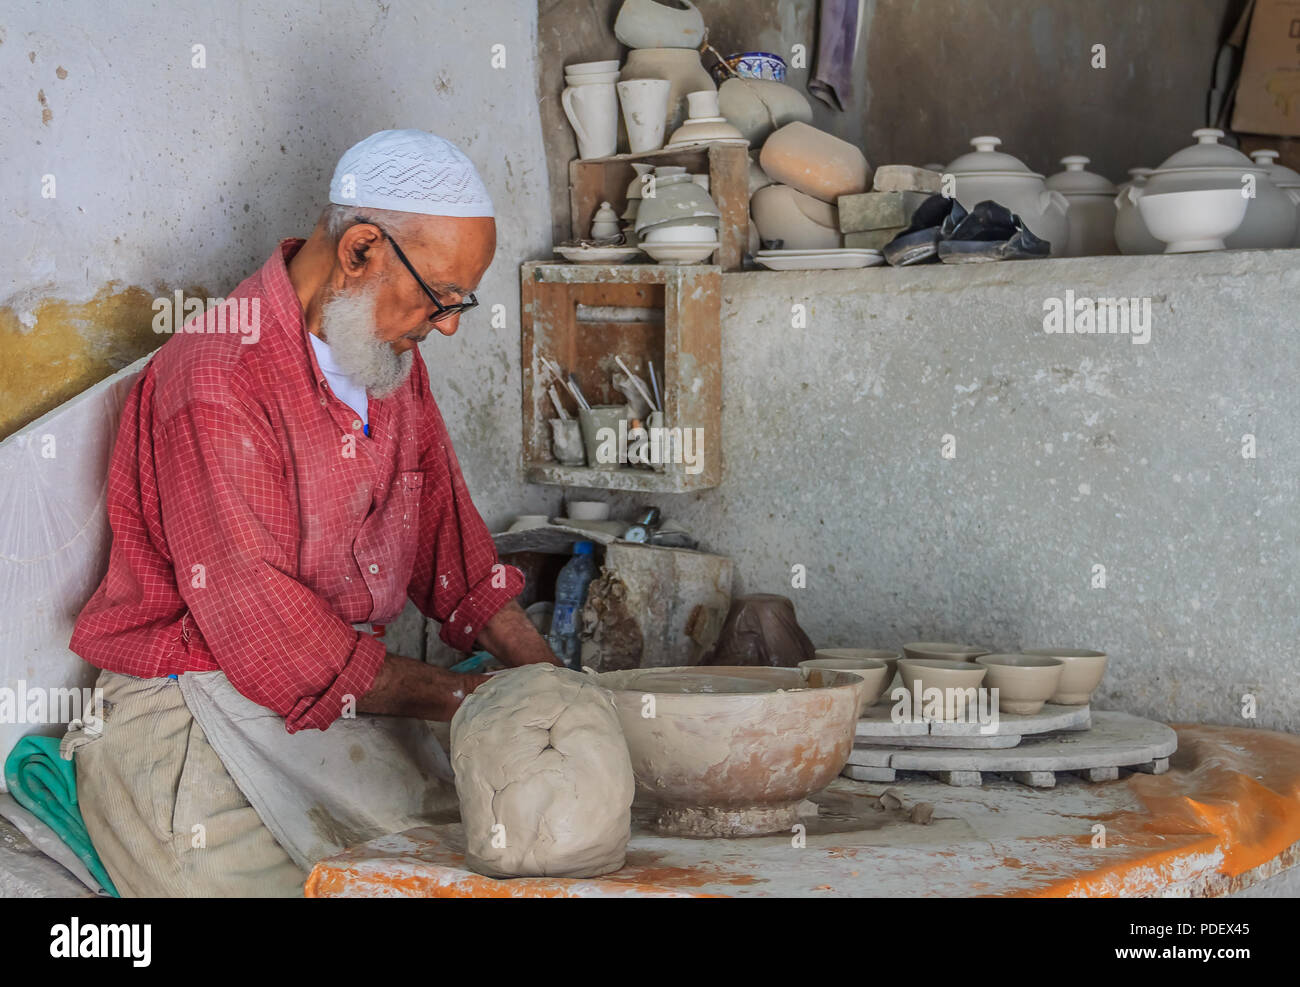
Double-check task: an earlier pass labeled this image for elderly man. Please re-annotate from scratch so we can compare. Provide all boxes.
[67,130,559,897]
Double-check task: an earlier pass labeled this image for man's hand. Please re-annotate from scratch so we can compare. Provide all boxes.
[477,599,564,668]
[357,655,491,722]
[356,601,560,722]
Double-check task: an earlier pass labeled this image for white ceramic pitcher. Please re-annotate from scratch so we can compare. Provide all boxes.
[563,83,618,160]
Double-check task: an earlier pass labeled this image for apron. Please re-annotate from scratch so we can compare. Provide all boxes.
[176,668,459,873]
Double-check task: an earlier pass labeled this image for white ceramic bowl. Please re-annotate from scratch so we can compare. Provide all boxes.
[641,240,718,265]
[565,59,620,75]
[634,180,720,232]
[566,71,620,86]
[643,222,719,243]
[1138,188,1248,253]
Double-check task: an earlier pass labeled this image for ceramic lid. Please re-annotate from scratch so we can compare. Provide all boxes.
[1251,149,1300,187]
[1045,155,1117,195]
[1154,128,1253,171]
[946,136,1041,177]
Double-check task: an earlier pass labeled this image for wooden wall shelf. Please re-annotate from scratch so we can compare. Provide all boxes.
[520,262,722,492]
[569,143,749,272]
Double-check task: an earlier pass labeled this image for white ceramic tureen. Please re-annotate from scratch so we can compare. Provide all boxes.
[1045,155,1118,256]
[1135,129,1294,249]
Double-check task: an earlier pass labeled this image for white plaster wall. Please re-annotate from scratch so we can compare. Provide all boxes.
[600,252,1300,735]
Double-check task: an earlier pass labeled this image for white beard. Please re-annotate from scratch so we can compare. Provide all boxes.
[319,281,414,398]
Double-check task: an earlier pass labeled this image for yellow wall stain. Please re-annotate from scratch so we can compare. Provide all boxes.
[0,282,207,439]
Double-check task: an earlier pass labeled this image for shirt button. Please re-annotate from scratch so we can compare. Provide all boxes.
[368,563,380,574]
[353,420,362,430]
[319,397,327,406]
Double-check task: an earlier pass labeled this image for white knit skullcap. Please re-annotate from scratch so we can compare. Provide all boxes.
[328,129,494,218]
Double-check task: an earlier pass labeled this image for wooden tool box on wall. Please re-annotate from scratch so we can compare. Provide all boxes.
[520,262,722,492]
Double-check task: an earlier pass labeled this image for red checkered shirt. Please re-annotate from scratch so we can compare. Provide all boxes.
[70,239,523,732]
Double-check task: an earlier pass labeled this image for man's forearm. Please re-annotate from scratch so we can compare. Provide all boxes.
[358,653,490,721]
[356,602,560,722]
[478,599,563,667]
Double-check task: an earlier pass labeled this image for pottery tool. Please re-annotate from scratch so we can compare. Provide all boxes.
[548,386,569,421]
[648,360,662,411]
[567,373,591,411]
[613,355,658,412]
[543,356,588,411]
[612,373,652,419]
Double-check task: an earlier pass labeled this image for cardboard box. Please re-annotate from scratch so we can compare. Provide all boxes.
[1232,0,1300,136]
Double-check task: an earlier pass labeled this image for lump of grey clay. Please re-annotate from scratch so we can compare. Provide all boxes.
[450,663,635,879]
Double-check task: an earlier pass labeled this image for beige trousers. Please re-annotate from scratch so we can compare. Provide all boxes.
[65,669,306,897]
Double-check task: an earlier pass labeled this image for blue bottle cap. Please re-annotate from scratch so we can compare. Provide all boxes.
[573,540,595,555]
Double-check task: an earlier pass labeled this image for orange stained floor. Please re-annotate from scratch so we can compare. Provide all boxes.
[305,723,1300,898]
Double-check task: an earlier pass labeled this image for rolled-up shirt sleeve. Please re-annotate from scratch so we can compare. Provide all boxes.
[407,397,524,652]
[155,399,385,733]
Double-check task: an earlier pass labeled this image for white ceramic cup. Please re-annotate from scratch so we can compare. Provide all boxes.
[617,79,671,153]
[686,88,721,119]
[567,500,611,521]
[562,83,618,160]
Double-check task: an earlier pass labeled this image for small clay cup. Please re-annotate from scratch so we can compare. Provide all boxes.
[799,657,890,715]
[1022,648,1108,705]
[578,405,630,470]
[549,418,585,466]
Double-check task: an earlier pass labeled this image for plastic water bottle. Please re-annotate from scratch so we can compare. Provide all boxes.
[547,541,598,669]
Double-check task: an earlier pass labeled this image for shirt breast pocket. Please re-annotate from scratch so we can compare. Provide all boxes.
[396,470,424,535]
[379,470,425,617]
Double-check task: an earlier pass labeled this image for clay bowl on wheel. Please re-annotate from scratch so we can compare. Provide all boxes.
[815,647,899,685]
[595,665,861,837]
[974,653,1064,716]
[798,657,887,715]
[896,658,987,721]
[903,641,990,662]
[1022,648,1108,705]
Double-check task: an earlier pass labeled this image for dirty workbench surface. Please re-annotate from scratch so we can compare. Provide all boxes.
[305,724,1300,898]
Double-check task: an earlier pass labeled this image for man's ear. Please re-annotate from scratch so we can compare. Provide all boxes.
[337,224,382,278]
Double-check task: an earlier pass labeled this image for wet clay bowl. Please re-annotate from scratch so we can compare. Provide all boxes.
[896,658,987,721]
[814,648,899,690]
[1022,648,1108,705]
[974,653,1064,715]
[903,641,990,662]
[595,665,861,837]
[798,657,888,714]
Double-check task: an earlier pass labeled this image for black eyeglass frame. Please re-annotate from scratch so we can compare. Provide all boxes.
[369,224,478,324]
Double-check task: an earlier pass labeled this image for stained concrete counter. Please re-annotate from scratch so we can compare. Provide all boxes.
[602,250,1300,734]
[306,723,1300,898]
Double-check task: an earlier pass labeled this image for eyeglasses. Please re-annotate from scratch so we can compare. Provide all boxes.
[371,225,478,324]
